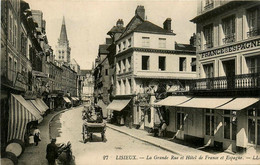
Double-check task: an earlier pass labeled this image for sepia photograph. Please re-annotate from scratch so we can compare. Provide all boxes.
[1,0,260,164]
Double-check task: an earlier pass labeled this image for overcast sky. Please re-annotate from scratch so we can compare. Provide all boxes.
[26,0,197,70]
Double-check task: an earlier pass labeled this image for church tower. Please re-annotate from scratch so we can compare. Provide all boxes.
[55,16,71,64]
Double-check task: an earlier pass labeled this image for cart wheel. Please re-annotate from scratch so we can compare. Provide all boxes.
[101,133,105,141]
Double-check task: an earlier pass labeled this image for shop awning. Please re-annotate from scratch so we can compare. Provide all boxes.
[176,97,233,109]
[7,94,43,141]
[216,98,260,110]
[38,99,49,110]
[153,96,192,106]
[71,97,77,101]
[106,99,131,111]
[63,97,71,103]
[27,100,45,115]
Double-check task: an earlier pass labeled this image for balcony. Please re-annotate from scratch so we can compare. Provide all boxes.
[247,28,260,38]
[191,73,260,91]
[204,42,213,49]
[222,34,235,44]
[204,3,213,11]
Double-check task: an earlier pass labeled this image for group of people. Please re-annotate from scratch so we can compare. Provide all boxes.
[29,126,41,146]
[82,105,103,123]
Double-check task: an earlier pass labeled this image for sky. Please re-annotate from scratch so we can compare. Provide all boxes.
[26,0,197,70]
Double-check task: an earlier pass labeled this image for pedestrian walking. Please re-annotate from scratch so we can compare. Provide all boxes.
[33,126,41,146]
[46,138,59,165]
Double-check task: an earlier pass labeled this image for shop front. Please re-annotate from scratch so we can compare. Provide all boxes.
[154,95,260,153]
[107,98,132,126]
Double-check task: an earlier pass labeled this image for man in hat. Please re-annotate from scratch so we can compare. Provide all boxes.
[46,138,59,165]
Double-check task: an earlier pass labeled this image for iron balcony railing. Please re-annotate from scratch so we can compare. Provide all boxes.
[222,34,235,44]
[191,73,260,91]
[204,3,214,11]
[204,42,213,49]
[247,28,260,38]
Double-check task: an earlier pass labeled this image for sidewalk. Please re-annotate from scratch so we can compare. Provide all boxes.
[17,107,76,165]
[106,123,218,156]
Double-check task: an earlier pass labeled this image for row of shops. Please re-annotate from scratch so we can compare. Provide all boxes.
[105,93,260,154]
[0,89,81,164]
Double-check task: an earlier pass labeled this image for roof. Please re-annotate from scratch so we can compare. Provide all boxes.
[107,26,125,35]
[175,42,196,52]
[99,44,110,54]
[118,14,175,41]
[134,21,175,35]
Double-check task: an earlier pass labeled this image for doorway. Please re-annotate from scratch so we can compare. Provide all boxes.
[223,60,235,89]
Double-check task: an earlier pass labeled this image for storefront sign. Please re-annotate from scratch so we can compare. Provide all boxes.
[201,38,260,59]
[32,71,48,78]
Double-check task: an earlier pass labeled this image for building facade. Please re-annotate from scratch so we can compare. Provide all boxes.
[106,6,197,129]
[154,1,260,154]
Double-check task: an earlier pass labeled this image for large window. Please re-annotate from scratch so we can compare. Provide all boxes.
[247,6,260,37]
[248,108,260,145]
[222,15,236,44]
[142,37,150,47]
[203,24,213,49]
[159,56,166,71]
[127,57,131,71]
[159,38,166,48]
[203,63,214,78]
[179,57,186,71]
[223,110,237,140]
[247,56,260,73]
[142,56,150,70]
[205,109,214,136]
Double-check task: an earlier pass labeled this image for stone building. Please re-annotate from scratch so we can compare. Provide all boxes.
[106,6,197,129]
[155,1,260,154]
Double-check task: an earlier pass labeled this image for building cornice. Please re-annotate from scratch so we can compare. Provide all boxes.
[116,47,195,57]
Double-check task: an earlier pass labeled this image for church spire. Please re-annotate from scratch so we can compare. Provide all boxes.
[58,16,69,45]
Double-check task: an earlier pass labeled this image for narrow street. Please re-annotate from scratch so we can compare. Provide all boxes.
[49,105,173,165]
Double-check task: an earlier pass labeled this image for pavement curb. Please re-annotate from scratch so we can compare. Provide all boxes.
[106,124,182,156]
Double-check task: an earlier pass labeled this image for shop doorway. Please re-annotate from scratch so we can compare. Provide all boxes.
[176,112,185,140]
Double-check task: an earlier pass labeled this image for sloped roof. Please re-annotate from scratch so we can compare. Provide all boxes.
[119,15,144,39]
[107,26,125,35]
[175,42,196,52]
[99,44,110,54]
[134,21,175,35]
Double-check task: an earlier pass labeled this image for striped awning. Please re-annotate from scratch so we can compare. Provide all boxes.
[36,98,49,111]
[8,94,43,142]
[29,100,46,115]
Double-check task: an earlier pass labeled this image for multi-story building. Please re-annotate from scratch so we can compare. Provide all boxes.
[154,1,260,154]
[93,38,112,104]
[55,16,71,64]
[106,6,197,129]
[81,69,94,102]
[61,64,77,97]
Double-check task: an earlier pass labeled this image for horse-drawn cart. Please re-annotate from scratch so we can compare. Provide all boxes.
[82,120,106,143]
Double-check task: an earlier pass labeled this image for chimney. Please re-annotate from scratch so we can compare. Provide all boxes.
[116,19,124,27]
[135,5,145,20]
[190,33,196,47]
[163,18,172,32]
[106,38,112,44]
